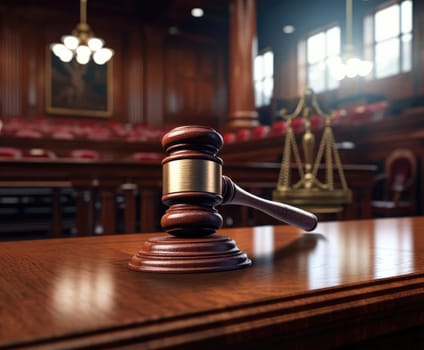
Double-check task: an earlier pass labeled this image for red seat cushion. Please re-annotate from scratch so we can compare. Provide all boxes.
[235,128,251,142]
[132,152,163,161]
[24,149,56,159]
[291,117,305,134]
[0,147,22,159]
[15,129,43,138]
[310,115,323,131]
[271,120,286,136]
[251,125,270,139]
[222,133,236,145]
[70,149,100,160]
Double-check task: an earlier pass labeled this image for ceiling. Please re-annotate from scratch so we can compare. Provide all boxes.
[3,0,392,44]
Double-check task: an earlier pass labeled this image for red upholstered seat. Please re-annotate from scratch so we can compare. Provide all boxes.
[235,128,251,142]
[291,117,305,134]
[331,109,347,125]
[132,152,163,162]
[85,126,112,141]
[348,105,371,124]
[310,115,324,131]
[15,129,43,138]
[31,117,52,135]
[368,100,388,121]
[106,121,130,138]
[1,116,25,135]
[0,147,22,159]
[50,125,76,140]
[222,132,236,145]
[70,149,100,160]
[271,120,286,136]
[251,125,270,139]
[24,148,56,159]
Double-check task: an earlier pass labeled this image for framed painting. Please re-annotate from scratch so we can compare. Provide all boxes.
[46,51,113,117]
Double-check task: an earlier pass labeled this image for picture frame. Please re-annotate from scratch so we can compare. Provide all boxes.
[46,50,113,117]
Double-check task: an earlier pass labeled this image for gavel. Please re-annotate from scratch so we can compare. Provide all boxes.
[129,125,318,273]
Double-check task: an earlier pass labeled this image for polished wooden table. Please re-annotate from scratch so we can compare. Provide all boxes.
[1,217,424,349]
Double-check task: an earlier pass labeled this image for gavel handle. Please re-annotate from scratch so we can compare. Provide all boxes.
[221,176,318,232]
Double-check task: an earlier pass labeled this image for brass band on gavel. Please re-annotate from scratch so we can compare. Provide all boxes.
[162,159,222,195]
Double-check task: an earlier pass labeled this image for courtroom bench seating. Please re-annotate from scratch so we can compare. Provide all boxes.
[0,115,167,143]
[219,100,387,148]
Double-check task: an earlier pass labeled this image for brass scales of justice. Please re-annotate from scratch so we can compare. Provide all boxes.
[272,88,352,214]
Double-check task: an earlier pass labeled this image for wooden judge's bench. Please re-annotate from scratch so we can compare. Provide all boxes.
[1,216,424,349]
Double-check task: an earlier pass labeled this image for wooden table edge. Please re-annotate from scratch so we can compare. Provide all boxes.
[4,272,423,350]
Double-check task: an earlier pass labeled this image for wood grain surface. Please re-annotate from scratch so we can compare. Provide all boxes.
[1,217,424,349]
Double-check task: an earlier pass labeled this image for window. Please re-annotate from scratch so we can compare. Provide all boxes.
[298,26,341,95]
[364,0,412,79]
[254,50,273,107]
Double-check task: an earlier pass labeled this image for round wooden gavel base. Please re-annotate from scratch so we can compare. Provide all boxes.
[128,235,252,273]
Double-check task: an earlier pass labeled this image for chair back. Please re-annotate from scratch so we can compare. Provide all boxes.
[385,149,416,201]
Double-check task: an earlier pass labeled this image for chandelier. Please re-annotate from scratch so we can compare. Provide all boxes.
[50,0,114,65]
[332,0,373,80]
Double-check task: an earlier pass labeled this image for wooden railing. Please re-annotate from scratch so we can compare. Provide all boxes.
[0,159,376,238]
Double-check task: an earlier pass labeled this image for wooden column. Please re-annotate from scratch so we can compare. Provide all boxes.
[227,0,259,130]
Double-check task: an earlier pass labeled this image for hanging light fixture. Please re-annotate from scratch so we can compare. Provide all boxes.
[50,0,114,65]
[332,0,373,80]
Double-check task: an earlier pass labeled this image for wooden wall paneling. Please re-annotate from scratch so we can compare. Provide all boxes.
[277,47,298,100]
[20,16,44,118]
[364,73,414,100]
[164,43,181,125]
[1,16,22,117]
[215,40,228,127]
[16,6,77,120]
[0,11,3,115]
[180,43,198,115]
[0,3,227,127]
[204,40,228,128]
[414,0,424,95]
[126,25,144,124]
[164,36,226,128]
[112,32,127,122]
[198,46,217,117]
[144,25,165,127]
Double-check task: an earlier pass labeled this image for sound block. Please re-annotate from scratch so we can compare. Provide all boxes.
[128,235,252,273]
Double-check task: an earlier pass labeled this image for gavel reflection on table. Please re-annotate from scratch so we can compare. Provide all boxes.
[129,125,318,273]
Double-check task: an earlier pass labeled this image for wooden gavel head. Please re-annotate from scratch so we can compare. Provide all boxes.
[161,125,224,237]
[128,125,317,273]
[161,125,317,238]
